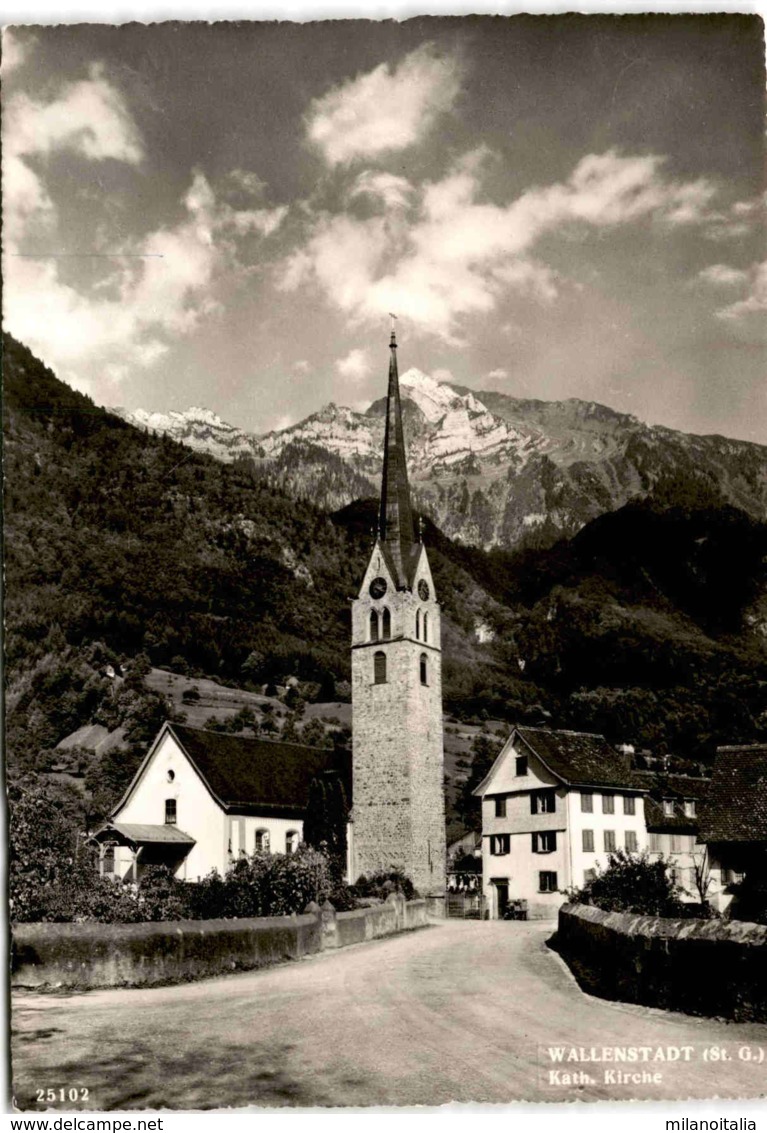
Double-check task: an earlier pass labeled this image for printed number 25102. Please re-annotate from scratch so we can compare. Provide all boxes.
[37,1088,90,1103]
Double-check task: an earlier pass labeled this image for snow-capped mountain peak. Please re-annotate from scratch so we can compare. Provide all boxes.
[399,368,466,423]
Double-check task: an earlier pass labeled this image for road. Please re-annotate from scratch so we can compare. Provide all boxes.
[11,920,767,1110]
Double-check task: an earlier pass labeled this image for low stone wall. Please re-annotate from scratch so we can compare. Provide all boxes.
[558,903,767,1023]
[12,895,429,993]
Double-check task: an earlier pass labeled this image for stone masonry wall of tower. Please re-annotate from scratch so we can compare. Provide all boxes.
[351,331,447,897]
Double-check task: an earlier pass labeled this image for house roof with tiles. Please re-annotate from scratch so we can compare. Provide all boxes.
[474,726,645,795]
[699,744,767,844]
[634,772,710,832]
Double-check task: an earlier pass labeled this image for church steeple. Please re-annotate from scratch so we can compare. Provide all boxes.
[379,325,417,588]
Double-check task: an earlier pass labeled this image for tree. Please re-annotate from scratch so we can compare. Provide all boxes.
[570,849,686,917]
[303,772,349,884]
[455,730,507,832]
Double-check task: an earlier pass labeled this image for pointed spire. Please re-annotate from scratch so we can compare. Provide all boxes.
[379,323,417,587]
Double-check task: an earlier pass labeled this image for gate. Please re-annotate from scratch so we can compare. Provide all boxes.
[445,891,486,919]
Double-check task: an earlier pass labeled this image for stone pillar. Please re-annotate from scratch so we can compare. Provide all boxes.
[320,900,338,949]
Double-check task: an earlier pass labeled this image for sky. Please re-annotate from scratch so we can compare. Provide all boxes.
[2,16,766,440]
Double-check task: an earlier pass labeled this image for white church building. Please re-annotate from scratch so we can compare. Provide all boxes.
[92,720,352,882]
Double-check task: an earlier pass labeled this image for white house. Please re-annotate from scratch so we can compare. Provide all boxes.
[636,771,717,904]
[91,721,352,883]
[474,726,648,919]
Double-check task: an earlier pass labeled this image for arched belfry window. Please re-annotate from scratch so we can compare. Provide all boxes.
[382,607,391,640]
[415,609,421,639]
[374,650,387,684]
[369,610,379,642]
[423,612,429,644]
[420,653,428,686]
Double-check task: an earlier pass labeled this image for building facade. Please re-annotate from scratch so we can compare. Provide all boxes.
[638,771,714,903]
[475,726,648,919]
[351,330,447,896]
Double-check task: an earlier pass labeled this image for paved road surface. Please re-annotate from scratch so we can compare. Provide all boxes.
[12,921,767,1109]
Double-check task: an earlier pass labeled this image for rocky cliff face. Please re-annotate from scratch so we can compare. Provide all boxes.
[115,370,767,550]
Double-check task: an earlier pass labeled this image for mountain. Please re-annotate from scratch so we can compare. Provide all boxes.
[5,331,767,832]
[116,369,767,551]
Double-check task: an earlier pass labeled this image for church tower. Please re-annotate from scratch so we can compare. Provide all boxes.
[351,328,446,896]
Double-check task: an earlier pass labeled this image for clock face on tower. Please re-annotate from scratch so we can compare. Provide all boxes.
[418,579,430,601]
[369,577,388,599]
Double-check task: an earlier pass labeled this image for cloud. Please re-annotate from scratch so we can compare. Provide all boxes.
[5,164,285,392]
[3,54,286,392]
[350,171,414,210]
[1,29,31,75]
[227,169,268,197]
[4,64,144,246]
[306,43,461,166]
[703,193,765,242]
[487,368,509,381]
[336,348,371,380]
[5,174,222,389]
[7,63,143,164]
[698,264,750,287]
[715,261,767,321]
[279,148,718,342]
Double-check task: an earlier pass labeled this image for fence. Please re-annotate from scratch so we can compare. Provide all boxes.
[446,892,486,919]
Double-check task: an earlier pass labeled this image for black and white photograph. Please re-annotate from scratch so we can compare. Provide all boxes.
[3,10,767,1115]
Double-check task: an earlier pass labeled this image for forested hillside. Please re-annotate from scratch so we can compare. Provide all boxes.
[4,332,767,833]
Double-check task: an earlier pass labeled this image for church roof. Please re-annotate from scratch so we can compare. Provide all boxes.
[165,723,352,817]
[379,330,419,589]
[699,744,767,844]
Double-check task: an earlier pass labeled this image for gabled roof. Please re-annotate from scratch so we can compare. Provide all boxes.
[699,744,767,844]
[166,724,351,816]
[514,726,644,791]
[634,772,710,831]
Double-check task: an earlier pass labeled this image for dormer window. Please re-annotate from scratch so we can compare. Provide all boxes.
[663,799,675,818]
[684,799,696,818]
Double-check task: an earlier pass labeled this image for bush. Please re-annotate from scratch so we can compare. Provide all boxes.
[569,849,687,918]
[353,869,418,901]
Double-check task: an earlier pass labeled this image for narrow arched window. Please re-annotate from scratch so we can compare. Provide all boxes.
[286,830,300,854]
[423,612,429,643]
[255,828,270,852]
[369,610,379,642]
[416,609,421,639]
[382,607,391,640]
[420,653,428,685]
[374,650,387,684]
